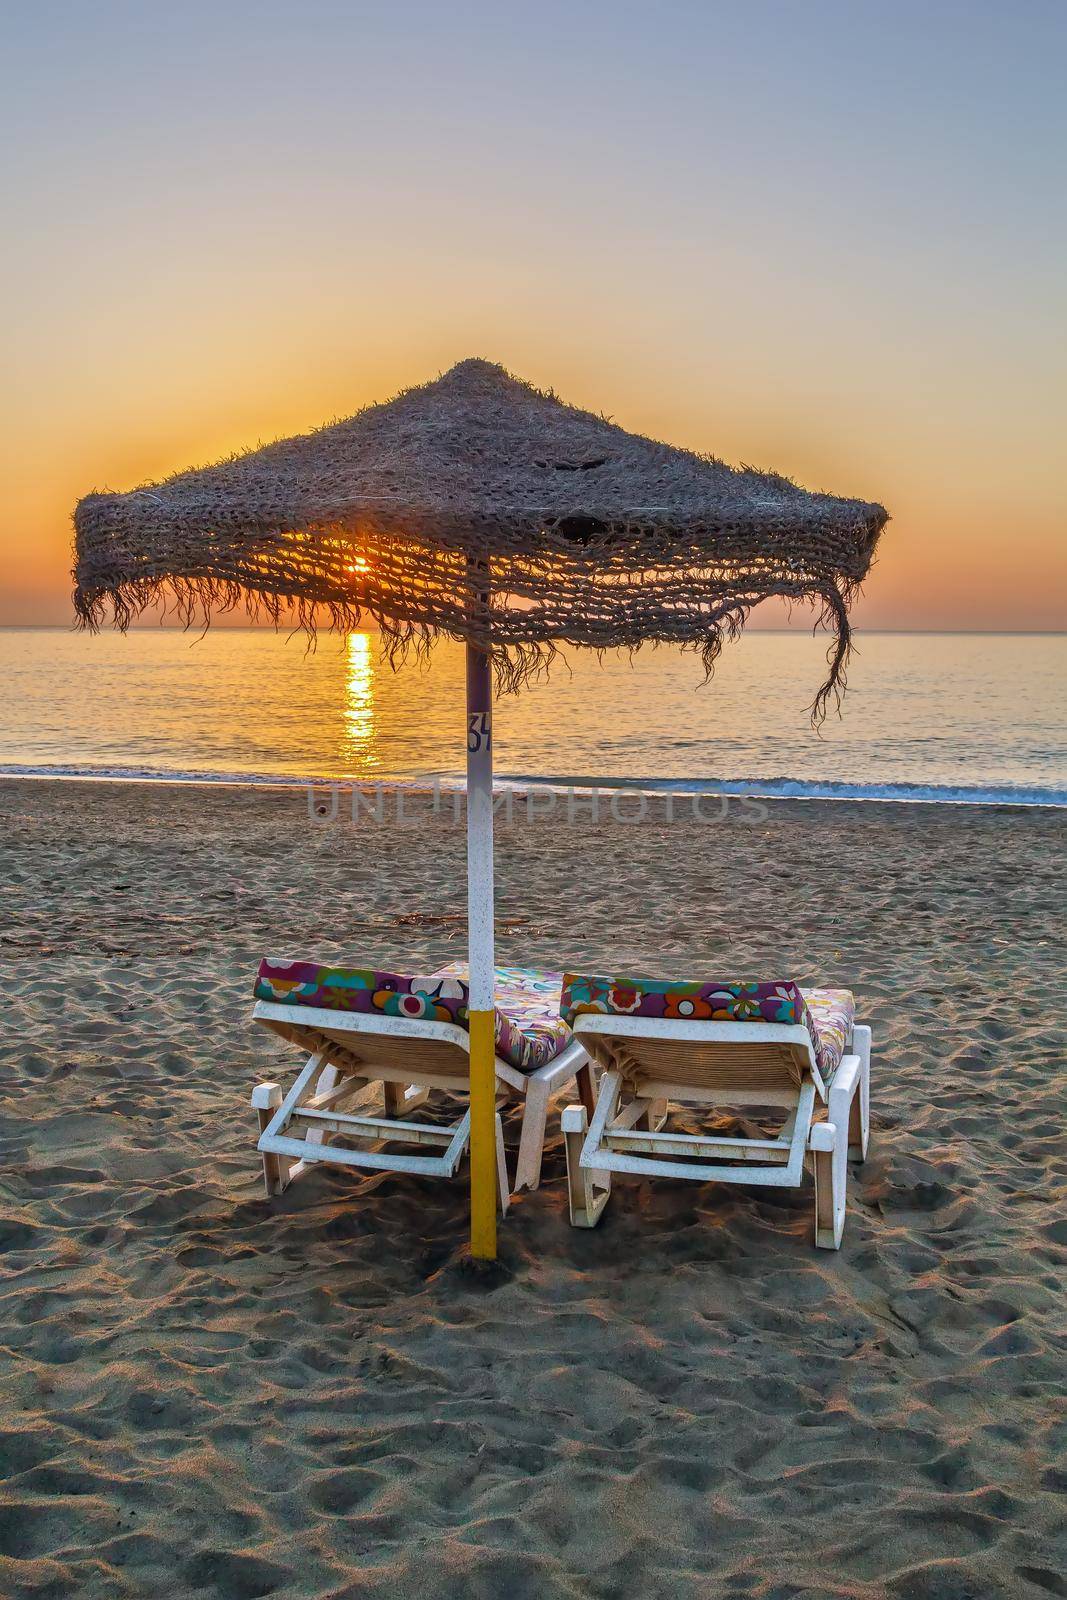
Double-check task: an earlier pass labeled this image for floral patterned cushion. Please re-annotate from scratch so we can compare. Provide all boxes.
[431,961,571,1074]
[254,958,570,1074]
[559,975,855,1081]
[801,989,855,1081]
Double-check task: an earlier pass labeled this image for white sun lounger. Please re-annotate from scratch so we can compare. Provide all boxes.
[249,960,595,1204]
[559,976,870,1249]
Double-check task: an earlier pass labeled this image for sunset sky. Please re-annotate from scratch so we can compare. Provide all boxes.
[3,1,1064,630]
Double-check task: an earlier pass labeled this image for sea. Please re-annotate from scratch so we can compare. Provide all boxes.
[1,627,1064,807]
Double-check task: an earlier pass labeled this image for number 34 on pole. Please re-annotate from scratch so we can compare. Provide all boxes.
[468,713,491,753]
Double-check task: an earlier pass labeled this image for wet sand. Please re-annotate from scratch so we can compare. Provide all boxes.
[0,777,1064,1599]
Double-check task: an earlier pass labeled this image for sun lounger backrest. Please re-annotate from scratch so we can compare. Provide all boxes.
[561,974,824,1095]
[260,1010,473,1081]
[572,1017,813,1093]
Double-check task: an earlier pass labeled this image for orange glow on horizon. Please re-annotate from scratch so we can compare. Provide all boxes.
[6,348,1065,634]
[7,344,1064,633]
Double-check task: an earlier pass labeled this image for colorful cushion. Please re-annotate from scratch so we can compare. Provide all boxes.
[254,959,570,1074]
[430,961,571,1074]
[559,975,855,1081]
[801,988,855,1081]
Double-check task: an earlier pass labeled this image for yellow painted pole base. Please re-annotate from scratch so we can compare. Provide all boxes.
[468,1009,497,1260]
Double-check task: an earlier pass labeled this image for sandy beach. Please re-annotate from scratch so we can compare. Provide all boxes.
[0,775,1063,1600]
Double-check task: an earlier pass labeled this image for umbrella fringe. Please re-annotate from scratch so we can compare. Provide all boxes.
[73,571,855,722]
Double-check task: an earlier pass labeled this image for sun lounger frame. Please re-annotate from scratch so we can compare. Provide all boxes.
[250,1001,595,1202]
[563,1015,871,1248]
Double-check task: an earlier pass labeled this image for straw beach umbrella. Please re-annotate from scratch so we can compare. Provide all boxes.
[73,357,887,1260]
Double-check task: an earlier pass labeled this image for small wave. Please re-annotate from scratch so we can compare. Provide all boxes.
[1,763,1064,807]
[497,773,1067,808]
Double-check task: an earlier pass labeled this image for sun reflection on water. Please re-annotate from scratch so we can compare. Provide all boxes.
[342,631,376,770]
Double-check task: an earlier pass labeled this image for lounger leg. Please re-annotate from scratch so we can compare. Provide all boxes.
[514,1079,550,1192]
[495,1112,510,1216]
[304,1063,339,1154]
[251,1083,290,1197]
[810,1121,846,1249]
[563,1105,610,1228]
[829,1051,865,1184]
[381,1081,431,1116]
[576,1061,597,1119]
[636,1098,668,1133]
[850,1025,871,1160]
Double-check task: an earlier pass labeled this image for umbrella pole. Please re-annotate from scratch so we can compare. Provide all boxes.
[465,639,497,1260]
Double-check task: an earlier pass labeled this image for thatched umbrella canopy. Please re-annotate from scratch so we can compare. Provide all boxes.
[74,357,886,714]
[72,357,887,1263]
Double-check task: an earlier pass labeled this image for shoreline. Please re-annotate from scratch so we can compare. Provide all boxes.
[1,768,1063,809]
